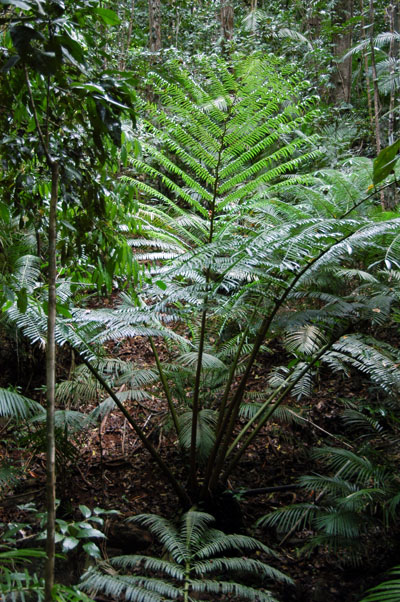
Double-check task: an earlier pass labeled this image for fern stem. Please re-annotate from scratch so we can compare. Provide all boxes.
[217,304,259,429]
[149,336,180,437]
[340,180,394,218]
[225,341,348,457]
[200,311,256,499]
[190,112,230,493]
[278,459,351,547]
[80,355,191,507]
[190,306,207,493]
[183,560,191,602]
[205,229,357,495]
[221,342,334,482]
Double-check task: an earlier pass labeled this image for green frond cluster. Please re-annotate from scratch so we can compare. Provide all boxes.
[258,441,400,564]
[81,510,291,602]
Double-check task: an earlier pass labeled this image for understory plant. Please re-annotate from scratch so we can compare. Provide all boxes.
[0,501,117,601]
[258,395,400,564]
[0,529,94,602]
[80,510,292,602]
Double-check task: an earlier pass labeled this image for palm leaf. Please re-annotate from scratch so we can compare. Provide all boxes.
[0,388,43,420]
[360,567,400,602]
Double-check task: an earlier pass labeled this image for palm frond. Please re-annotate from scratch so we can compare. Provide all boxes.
[127,514,187,563]
[82,510,290,601]
[0,388,44,420]
[284,324,327,356]
[178,410,217,463]
[257,503,318,533]
[360,566,400,602]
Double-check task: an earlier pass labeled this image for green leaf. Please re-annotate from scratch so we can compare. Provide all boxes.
[93,507,119,516]
[62,536,79,551]
[71,82,105,94]
[120,144,127,166]
[94,7,121,25]
[76,527,105,539]
[79,505,91,519]
[155,280,167,290]
[82,542,102,559]
[10,24,43,56]
[1,55,20,73]
[16,288,28,313]
[373,138,400,185]
[57,33,85,66]
[56,302,72,318]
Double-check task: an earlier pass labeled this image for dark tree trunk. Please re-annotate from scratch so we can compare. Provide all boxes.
[387,2,399,144]
[44,161,58,602]
[149,0,162,54]
[330,0,353,103]
[361,0,374,129]
[220,0,234,50]
[120,0,135,70]
[24,65,58,602]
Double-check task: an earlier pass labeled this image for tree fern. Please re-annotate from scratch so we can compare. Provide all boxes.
[5,52,400,506]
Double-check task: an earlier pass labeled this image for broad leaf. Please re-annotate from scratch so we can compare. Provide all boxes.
[62,536,80,551]
[94,7,120,25]
[373,139,400,185]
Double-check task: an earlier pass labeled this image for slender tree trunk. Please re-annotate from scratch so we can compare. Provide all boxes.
[369,0,387,208]
[25,65,58,602]
[330,0,353,103]
[148,0,162,54]
[220,0,234,53]
[387,2,399,144]
[369,0,382,153]
[189,116,229,495]
[120,0,135,70]
[81,356,191,507]
[361,0,374,128]
[44,161,59,602]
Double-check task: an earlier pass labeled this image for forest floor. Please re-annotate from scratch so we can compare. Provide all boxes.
[0,317,397,602]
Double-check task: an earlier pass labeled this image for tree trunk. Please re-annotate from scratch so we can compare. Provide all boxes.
[149,0,162,54]
[220,0,234,52]
[330,0,353,103]
[24,65,58,602]
[369,0,382,153]
[387,2,399,144]
[120,0,135,70]
[368,0,387,208]
[44,161,59,602]
[361,0,374,128]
